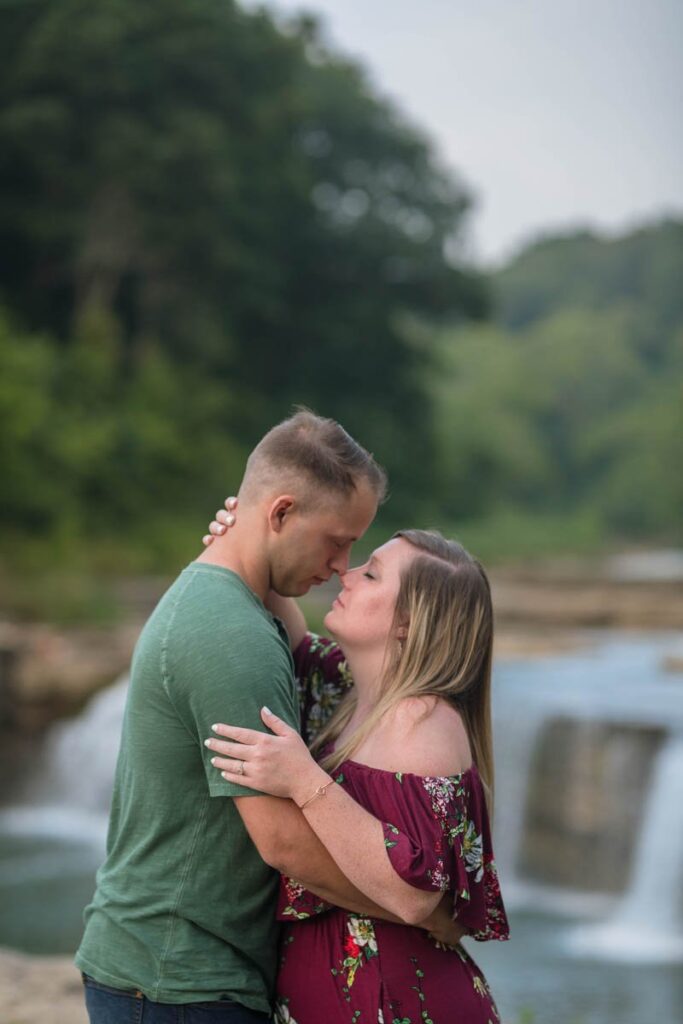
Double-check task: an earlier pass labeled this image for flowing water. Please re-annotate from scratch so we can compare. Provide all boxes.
[1,631,682,1022]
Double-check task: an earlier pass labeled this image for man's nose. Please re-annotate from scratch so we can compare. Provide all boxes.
[329,549,351,575]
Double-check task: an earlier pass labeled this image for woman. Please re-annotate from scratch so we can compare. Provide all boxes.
[204,505,508,1022]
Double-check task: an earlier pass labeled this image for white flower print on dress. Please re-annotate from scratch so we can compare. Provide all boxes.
[274,998,299,1023]
[347,915,378,953]
[462,819,484,882]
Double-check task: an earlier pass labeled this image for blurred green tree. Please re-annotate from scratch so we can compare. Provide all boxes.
[0,0,485,516]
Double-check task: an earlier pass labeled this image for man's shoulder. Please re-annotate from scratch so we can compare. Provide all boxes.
[163,565,290,668]
[159,563,267,629]
[134,564,283,667]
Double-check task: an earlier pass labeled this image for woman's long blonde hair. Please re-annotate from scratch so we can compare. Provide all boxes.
[311,529,495,812]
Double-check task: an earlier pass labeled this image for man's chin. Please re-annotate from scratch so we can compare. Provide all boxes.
[273,575,327,598]
[293,576,329,597]
[274,581,312,598]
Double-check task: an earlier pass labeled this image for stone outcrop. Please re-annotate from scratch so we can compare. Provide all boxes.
[518,718,666,892]
[491,573,683,630]
[0,621,141,733]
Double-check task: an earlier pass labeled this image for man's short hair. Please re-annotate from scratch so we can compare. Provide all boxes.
[241,409,387,508]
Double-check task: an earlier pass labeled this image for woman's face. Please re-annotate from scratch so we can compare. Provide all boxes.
[323,536,416,652]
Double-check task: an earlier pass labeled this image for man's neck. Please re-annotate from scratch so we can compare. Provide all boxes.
[195,536,270,603]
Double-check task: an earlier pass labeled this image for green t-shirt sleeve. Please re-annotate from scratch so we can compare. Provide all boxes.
[167,621,299,799]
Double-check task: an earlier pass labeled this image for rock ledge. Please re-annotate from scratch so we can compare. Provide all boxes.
[0,947,87,1024]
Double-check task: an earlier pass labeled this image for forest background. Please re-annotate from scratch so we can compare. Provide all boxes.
[1,0,681,625]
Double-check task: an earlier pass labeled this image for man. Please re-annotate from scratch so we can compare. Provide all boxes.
[76,410,389,1022]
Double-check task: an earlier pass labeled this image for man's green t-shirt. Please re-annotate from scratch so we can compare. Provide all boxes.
[75,562,298,1013]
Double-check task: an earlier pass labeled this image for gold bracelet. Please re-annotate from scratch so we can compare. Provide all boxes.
[299,779,334,810]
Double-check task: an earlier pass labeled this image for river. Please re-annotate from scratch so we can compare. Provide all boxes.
[1,629,681,1023]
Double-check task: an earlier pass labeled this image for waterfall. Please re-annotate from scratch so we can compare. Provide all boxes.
[1,630,681,965]
[490,697,546,889]
[0,675,129,848]
[38,674,129,815]
[566,732,683,963]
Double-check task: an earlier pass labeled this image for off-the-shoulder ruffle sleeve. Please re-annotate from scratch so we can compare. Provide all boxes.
[381,769,509,942]
[294,632,354,746]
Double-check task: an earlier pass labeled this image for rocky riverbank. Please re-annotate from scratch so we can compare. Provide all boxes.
[0,562,680,1021]
[1,565,681,739]
[0,947,87,1024]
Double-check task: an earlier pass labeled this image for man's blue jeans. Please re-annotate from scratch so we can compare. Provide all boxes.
[82,974,272,1024]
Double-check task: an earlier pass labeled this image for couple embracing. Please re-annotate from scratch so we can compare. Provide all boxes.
[76,410,509,1024]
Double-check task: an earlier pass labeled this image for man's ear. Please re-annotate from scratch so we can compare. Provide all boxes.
[268,495,296,534]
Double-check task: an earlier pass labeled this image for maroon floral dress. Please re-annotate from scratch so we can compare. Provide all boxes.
[274,634,509,1024]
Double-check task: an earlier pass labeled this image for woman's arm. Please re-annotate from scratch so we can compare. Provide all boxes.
[290,764,442,925]
[237,793,465,942]
[206,705,463,925]
[301,879,466,946]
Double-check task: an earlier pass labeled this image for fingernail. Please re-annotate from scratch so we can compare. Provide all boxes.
[204,739,212,748]
[262,706,272,716]
[225,513,235,527]
[222,771,230,779]
[211,757,217,765]
[217,525,226,534]
[212,724,219,731]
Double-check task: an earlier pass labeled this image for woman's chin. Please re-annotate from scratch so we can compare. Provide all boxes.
[323,609,339,637]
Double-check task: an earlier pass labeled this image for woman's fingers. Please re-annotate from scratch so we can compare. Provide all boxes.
[211,722,258,743]
[260,706,295,736]
[207,507,236,539]
[204,737,253,759]
[220,768,258,788]
[203,497,237,543]
[211,756,244,772]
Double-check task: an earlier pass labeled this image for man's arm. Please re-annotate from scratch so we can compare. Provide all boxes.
[236,794,467,943]
[264,593,307,651]
[235,794,401,921]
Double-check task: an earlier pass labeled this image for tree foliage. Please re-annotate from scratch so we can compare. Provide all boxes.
[0,0,680,565]
[431,222,682,542]
[0,0,485,523]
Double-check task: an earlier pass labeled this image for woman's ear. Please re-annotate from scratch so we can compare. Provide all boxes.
[268,495,295,533]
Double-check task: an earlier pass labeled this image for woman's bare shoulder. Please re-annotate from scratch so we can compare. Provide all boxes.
[360,697,472,777]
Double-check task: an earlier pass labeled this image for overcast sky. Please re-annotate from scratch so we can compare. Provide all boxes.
[253,0,682,264]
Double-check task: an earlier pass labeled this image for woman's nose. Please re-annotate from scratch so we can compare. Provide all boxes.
[330,549,351,575]
[341,565,361,589]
